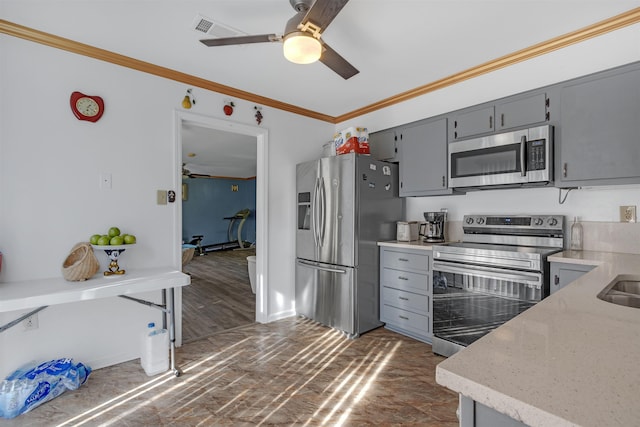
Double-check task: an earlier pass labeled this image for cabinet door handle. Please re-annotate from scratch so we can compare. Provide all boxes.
[442,175,445,187]
[554,275,560,285]
[399,315,409,320]
[489,115,493,129]
[398,296,409,301]
[398,276,409,281]
[398,258,409,262]
[501,113,505,127]
[563,162,568,178]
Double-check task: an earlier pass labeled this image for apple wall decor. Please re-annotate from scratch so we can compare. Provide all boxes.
[70,91,104,122]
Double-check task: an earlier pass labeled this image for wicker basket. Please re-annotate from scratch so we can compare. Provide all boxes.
[62,242,100,281]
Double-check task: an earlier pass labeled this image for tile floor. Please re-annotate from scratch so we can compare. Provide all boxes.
[3,318,459,426]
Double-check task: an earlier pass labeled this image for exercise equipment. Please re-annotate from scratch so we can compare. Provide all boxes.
[224,208,251,249]
[188,235,205,256]
[194,209,253,253]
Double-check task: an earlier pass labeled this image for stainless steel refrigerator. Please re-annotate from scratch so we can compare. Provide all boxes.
[295,153,403,337]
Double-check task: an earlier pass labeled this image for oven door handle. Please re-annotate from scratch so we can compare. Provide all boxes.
[433,261,542,288]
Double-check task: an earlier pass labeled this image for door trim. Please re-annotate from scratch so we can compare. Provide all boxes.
[174,111,270,331]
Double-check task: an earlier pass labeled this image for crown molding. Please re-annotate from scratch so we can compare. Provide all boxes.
[2,7,639,125]
[334,7,640,123]
[0,19,334,123]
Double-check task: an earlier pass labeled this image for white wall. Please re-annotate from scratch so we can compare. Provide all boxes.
[338,24,640,226]
[0,34,333,377]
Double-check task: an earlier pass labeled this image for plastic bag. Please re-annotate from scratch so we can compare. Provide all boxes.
[0,358,91,419]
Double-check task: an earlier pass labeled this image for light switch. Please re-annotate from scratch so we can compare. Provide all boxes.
[157,190,167,205]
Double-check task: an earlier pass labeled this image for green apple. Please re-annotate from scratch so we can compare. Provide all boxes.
[123,234,136,244]
[89,234,101,245]
[110,236,124,246]
[97,236,111,246]
[108,227,121,237]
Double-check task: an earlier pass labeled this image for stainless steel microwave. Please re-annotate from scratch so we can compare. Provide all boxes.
[448,125,553,189]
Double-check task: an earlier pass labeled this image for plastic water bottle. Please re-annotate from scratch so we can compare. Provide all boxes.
[140,322,169,376]
[570,216,583,250]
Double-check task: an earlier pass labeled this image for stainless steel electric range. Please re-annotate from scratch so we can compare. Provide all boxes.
[431,214,564,357]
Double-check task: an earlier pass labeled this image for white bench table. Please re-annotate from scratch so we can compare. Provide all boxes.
[0,267,190,376]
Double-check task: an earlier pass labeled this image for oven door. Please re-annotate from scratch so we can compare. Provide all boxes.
[431,261,542,357]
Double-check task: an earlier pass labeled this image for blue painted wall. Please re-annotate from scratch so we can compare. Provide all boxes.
[182,177,256,247]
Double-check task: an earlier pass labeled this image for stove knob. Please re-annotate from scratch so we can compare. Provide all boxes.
[476,217,485,225]
[534,218,544,226]
[547,217,558,226]
[466,217,474,225]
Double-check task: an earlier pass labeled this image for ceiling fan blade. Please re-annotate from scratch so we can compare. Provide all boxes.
[302,0,350,31]
[319,42,358,79]
[200,34,281,47]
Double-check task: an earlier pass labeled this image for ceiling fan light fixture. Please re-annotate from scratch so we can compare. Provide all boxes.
[283,32,322,64]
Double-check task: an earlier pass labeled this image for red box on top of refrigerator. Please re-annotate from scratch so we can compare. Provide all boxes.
[334,127,370,155]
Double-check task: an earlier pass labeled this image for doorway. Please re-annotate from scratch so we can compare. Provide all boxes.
[174,111,269,343]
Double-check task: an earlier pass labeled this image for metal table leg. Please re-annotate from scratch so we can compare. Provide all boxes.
[119,288,182,377]
[166,287,182,377]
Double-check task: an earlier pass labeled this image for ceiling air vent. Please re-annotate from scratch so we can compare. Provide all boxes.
[191,14,245,38]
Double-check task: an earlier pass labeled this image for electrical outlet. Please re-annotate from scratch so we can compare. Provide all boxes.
[23,313,38,330]
[620,205,637,223]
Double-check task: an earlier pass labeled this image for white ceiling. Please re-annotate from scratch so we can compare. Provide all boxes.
[181,123,257,179]
[4,0,639,177]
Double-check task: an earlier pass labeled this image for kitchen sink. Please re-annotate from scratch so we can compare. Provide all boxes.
[598,279,640,309]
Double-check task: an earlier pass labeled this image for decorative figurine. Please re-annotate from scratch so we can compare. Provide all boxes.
[223,101,235,116]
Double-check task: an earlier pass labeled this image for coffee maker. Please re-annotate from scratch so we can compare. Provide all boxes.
[419,211,447,243]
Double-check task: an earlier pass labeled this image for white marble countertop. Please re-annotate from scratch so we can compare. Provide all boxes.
[436,250,640,427]
[548,249,618,266]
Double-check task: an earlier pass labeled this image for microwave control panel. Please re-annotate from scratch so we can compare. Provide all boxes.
[527,139,546,171]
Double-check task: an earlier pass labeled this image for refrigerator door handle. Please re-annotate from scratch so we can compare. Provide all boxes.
[312,177,320,247]
[296,259,347,274]
[318,177,326,244]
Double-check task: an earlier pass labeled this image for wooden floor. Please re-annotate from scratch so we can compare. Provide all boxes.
[5,318,459,426]
[182,248,256,343]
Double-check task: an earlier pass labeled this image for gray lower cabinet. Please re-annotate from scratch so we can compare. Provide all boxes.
[550,262,596,294]
[459,395,527,427]
[557,63,640,187]
[379,247,432,343]
[399,118,454,196]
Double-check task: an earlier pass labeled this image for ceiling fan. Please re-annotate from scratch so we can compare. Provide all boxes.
[182,163,193,179]
[200,0,358,80]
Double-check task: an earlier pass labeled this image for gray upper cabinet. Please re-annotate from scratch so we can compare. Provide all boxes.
[496,93,548,131]
[400,118,454,196]
[449,106,494,141]
[557,64,640,187]
[449,92,550,141]
[369,128,401,162]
